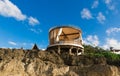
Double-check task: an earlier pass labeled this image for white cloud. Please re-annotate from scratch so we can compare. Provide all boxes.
[0,0,40,26]
[105,0,111,4]
[83,35,99,46]
[28,17,40,26]
[8,41,17,45]
[29,28,42,34]
[92,0,99,9]
[96,12,106,24]
[102,38,120,49]
[108,5,115,10]
[106,27,120,35]
[81,8,93,19]
[29,28,38,34]
[104,0,115,10]
[0,0,26,21]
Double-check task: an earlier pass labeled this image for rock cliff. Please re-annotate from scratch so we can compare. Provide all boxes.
[0,48,120,76]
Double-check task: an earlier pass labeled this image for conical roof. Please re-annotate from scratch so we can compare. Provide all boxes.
[32,44,39,50]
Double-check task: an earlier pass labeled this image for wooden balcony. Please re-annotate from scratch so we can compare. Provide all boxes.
[48,40,83,48]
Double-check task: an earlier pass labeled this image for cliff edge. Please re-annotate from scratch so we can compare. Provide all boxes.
[0,48,120,76]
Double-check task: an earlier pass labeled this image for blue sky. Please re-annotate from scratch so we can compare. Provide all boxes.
[0,0,120,49]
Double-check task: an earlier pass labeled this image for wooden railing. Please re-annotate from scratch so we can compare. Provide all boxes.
[55,40,82,45]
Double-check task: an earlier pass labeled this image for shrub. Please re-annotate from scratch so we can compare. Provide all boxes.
[86,51,120,61]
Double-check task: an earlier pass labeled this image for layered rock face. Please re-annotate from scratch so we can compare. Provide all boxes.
[0,48,120,76]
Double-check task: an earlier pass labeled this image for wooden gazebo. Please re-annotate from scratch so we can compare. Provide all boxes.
[47,25,84,55]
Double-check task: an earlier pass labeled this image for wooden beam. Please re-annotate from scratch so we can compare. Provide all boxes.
[60,32,79,36]
[62,31,69,40]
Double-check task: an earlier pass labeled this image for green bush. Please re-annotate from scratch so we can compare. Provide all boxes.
[86,53,103,58]
[102,52,120,61]
[85,50,120,61]
[84,45,120,61]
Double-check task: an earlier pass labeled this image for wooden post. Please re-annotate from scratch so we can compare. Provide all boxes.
[81,48,84,54]
[58,46,61,54]
[77,48,79,56]
[69,46,73,55]
[77,48,82,56]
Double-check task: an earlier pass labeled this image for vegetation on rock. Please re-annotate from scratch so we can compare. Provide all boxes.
[84,45,120,66]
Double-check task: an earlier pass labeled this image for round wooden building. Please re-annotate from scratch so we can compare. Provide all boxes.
[47,25,84,55]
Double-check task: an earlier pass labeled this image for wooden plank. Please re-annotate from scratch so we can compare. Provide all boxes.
[60,32,79,36]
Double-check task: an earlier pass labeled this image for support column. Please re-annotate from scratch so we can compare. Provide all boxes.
[58,46,61,54]
[81,48,84,54]
[77,48,82,56]
[76,48,79,56]
[69,46,73,55]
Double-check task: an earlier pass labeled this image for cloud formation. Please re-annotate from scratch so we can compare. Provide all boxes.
[0,0,26,21]
[83,35,99,46]
[96,12,106,23]
[102,38,120,49]
[92,0,99,9]
[105,0,111,4]
[104,0,115,10]
[28,17,40,26]
[81,8,93,19]
[106,27,120,35]
[0,0,39,26]
[8,41,17,45]
[29,28,42,34]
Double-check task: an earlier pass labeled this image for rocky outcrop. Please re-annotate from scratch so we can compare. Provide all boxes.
[0,48,120,76]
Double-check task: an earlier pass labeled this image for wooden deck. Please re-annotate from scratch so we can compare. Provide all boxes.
[48,41,83,48]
